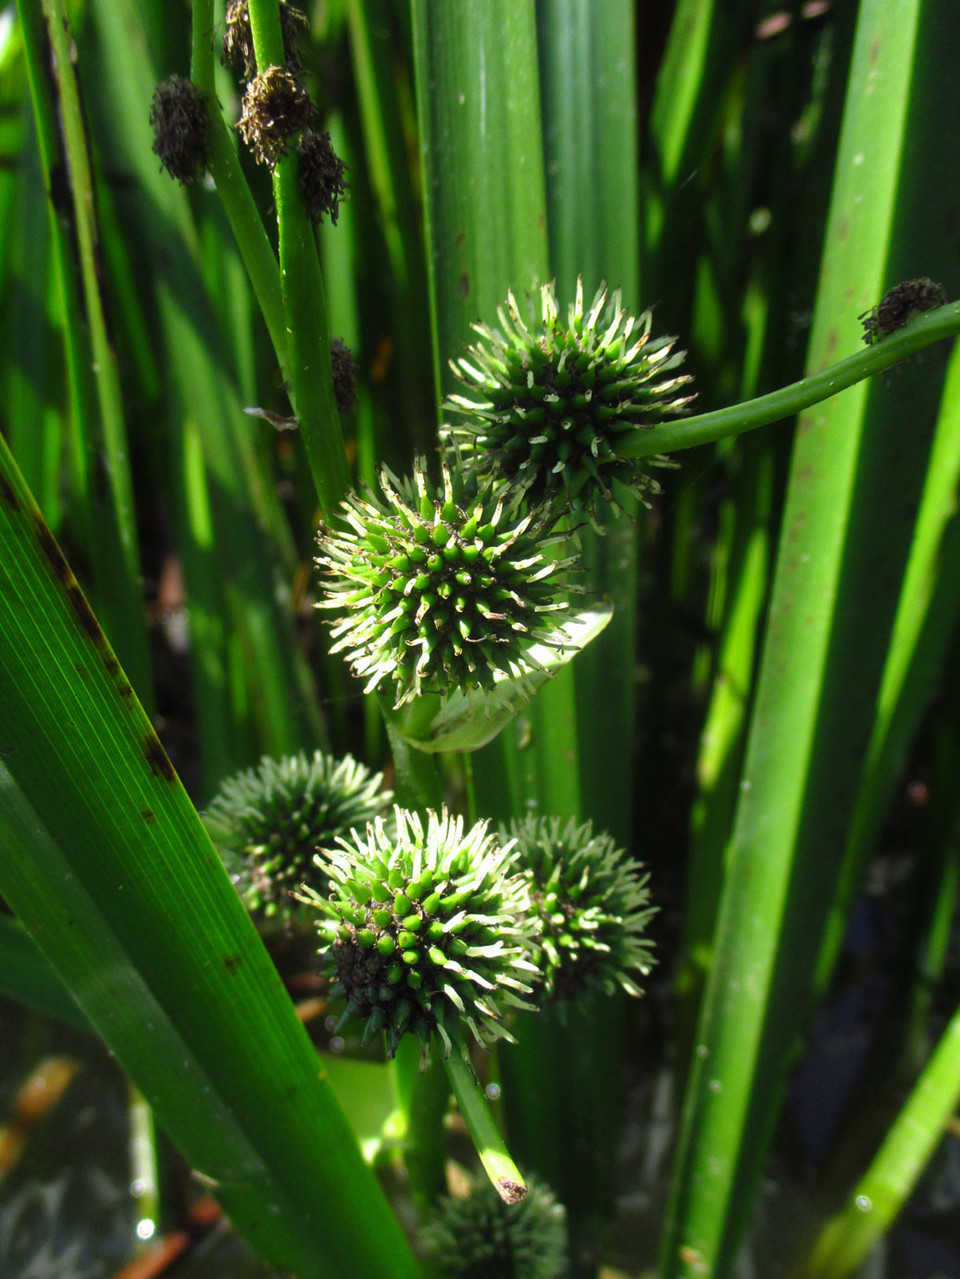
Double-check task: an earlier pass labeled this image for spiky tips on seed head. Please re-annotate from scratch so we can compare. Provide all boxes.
[316,461,577,708]
[421,1174,568,1279]
[504,815,656,1005]
[443,279,693,525]
[301,807,539,1059]
[149,76,210,184]
[204,751,390,927]
[237,65,313,167]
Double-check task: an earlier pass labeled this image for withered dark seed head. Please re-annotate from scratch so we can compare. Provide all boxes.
[860,277,947,345]
[237,66,313,168]
[298,128,349,226]
[222,0,309,81]
[149,76,210,184]
[330,339,358,416]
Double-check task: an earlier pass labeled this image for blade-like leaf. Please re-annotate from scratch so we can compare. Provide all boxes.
[0,435,418,1279]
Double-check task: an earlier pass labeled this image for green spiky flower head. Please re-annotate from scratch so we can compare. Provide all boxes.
[204,751,390,927]
[444,279,693,523]
[301,807,539,1059]
[316,461,577,708]
[421,1174,568,1279]
[504,815,656,1004]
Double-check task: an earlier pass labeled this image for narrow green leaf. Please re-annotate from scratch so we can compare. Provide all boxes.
[0,436,418,1279]
[661,2,936,1273]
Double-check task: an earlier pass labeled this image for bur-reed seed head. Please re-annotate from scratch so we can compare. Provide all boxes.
[222,0,308,81]
[316,461,577,708]
[444,279,694,525]
[504,815,656,1004]
[237,66,313,167]
[204,751,390,926]
[149,76,210,185]
[330,338,358,416]
[860,277,947,345]
[301,807,539,1059]
[421,1174,568,1279]
[298,129,349,225]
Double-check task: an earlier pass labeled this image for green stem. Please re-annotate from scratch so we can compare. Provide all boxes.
[798,997,960,1279]
[191,0,290,374]
[624,300,960,460]
[246,0,352,517]
[443,1049,527,1205]
[382,703,445,811]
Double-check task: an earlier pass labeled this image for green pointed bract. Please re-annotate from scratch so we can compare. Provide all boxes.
[204,751,390,926]
[301,807,539,1058]
[504,815,656,1005]
[421,1174,568,1279]
[316,462,577,707]
[443,278,693,524]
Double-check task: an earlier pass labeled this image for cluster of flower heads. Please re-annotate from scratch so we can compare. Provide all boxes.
[299,807,655,1061]
[443,278,694,527]
[222,0,348,222]
[420,1173,567,1279]
[203,750,390,928]
[316,280,690,704]
[316,461,576,707]
[149,0,348,226]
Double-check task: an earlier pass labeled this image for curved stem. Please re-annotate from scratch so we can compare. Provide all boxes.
[443,1049,526,1204]
[625,301,960,459]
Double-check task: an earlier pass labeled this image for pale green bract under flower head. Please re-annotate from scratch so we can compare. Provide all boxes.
[316,461,577,708]
[300,807,539,1059]
[443,279,693,524]
[503,815,656,1005]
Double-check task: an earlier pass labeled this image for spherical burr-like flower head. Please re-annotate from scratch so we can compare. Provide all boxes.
[302,807,539,1058]
[316,461,577,708]
[504,815,656,1004]
[444,279,694,523]
[204,751,390,926]
[421,1174,568,1279]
